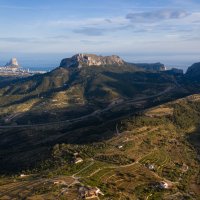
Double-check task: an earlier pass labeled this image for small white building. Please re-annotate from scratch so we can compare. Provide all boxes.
[146,163,155,170]
[160,181,169,189]
[73,152,79,156]
[20,174,29,178]
[74,157,83,164]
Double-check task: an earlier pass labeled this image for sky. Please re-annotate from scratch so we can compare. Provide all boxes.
[0,0,200,70]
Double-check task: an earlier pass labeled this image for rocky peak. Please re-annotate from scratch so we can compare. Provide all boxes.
[60,54,125,68]
[5,58,19,67]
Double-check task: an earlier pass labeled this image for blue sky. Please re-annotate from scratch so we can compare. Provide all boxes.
[0,0,200,69]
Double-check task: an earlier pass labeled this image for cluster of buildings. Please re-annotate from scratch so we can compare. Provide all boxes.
[72,152,84,164]
[79,186,104,199]
[0,58,21,72]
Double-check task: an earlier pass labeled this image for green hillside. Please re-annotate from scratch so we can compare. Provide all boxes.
[0,64,188,125]
[0,94,200,199]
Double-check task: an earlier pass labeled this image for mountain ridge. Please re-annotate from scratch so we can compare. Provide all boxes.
[59,53,169,72]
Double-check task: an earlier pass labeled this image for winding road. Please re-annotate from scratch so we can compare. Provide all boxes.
[0,86,175,129]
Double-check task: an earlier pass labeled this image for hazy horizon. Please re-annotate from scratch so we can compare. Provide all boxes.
[0,52,199,72]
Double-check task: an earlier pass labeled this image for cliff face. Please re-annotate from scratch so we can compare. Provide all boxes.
[60,54,125,68]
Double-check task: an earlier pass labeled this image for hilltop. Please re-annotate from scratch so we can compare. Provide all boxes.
[60,54,125,68]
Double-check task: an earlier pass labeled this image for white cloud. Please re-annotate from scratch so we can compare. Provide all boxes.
[126,9,189,23]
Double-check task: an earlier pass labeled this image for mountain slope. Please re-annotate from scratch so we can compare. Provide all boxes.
[0,55,188,126]
[131,62,166,71]
[185,62,200,80]
[0,94,200,199]
[0,54,200,199]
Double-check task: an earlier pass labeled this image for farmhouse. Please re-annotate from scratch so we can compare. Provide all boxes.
[79,186,104,199]
[20,174,29,178]
[74,157,83,164]
[53,180,67,185]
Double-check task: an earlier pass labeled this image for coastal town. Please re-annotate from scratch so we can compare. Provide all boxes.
[0,58,46,76]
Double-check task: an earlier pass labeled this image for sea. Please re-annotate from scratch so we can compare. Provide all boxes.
[0,53,68,72]
[1,52,199,73]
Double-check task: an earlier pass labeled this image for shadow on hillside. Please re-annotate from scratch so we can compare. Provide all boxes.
[0,89,191,173]
[0,81,191,174]
[187,129,200,162]
[0,113,118,173]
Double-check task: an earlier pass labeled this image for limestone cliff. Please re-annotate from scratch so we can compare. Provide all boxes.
[60,54,125,68]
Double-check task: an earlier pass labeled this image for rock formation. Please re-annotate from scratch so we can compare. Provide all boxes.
[165,68,183,75]
[5,58,19,68]
[60,54,125,68]
[170,68,184,75]
[133,62,166,71]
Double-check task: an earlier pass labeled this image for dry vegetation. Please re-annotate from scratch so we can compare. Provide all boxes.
[1,95,200,199]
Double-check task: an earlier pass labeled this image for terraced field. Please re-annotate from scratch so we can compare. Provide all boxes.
[0,176,78,200]
[140,150,173,175]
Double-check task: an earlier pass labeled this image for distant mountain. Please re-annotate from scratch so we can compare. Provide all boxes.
[131,62,166,71]
[60,54,167,72]
[185,62,200,80]
[164,68,184,75]
[5,58,19,68]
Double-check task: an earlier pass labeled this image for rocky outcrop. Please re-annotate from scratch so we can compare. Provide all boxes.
[165,68,184,75]
[5,58,19,68]
[60,54,125,68]
[133,62,166,71]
